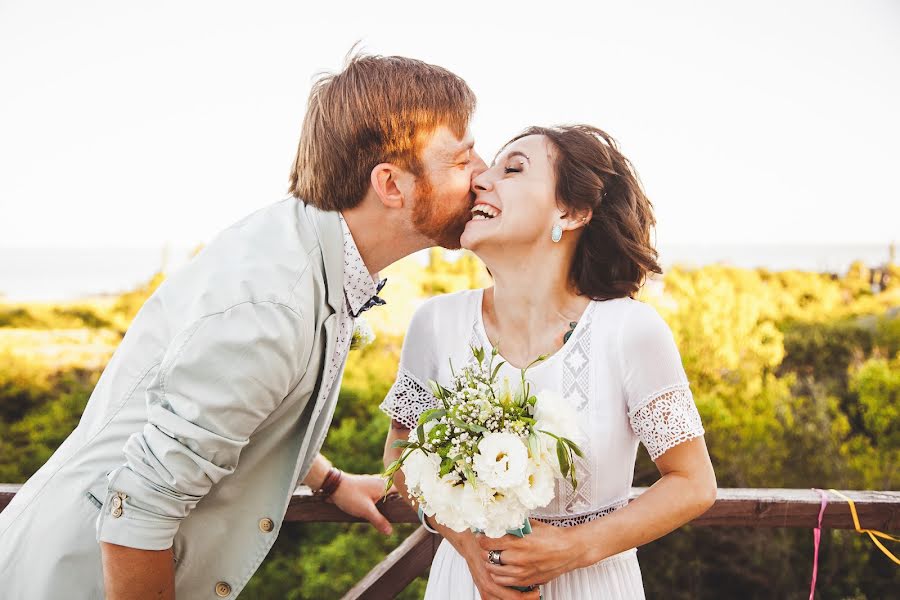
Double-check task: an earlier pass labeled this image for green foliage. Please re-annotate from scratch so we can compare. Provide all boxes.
[2,260,898,598]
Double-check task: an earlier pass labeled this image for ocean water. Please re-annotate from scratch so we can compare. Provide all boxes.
[0,244,894,302]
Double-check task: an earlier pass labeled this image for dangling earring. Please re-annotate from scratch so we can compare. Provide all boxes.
[551,224,563,243]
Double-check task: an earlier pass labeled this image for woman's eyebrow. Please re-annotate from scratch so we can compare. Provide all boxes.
[492,150,531,167]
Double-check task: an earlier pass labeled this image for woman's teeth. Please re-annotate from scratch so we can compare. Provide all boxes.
[471,204,500,220]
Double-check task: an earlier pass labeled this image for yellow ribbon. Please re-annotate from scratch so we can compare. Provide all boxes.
[828,489,900,565]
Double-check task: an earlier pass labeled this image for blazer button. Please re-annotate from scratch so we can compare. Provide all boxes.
[111,506,123,518]
[259,518,274,533]
[215,581,232,597]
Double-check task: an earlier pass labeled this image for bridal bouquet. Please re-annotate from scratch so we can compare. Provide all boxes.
[383,346,583,538]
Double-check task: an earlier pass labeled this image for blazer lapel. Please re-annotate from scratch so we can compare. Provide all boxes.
[307,204,345,315]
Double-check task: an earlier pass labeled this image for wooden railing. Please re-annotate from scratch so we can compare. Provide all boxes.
[2,485,898,599]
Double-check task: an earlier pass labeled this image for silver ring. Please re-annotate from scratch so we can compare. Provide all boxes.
[488,549,503,566]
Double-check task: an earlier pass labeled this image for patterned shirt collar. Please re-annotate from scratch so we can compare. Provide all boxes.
[339,213,379,317]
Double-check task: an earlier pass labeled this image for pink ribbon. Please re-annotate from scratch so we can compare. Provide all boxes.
[809,488,828,600]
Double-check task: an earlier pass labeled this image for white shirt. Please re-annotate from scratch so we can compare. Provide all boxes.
[380,289,705,526]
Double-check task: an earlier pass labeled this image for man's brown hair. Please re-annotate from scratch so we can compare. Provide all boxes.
[289,52,476,211]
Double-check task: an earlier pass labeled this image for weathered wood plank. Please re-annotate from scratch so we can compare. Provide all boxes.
[2,485,898,530]
[341,526,441,600]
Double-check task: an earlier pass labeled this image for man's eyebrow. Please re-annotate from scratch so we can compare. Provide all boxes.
[450,140,475,159]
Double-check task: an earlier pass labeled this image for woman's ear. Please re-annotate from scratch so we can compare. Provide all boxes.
[370,163,410,210]
[560,208,593,232]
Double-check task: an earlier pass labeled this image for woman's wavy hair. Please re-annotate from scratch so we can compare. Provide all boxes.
[505,125,662,299]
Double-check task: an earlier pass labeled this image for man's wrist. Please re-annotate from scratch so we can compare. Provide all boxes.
[314,466,344,498]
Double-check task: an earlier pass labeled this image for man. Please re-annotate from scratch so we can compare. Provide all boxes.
[0,53,486,599]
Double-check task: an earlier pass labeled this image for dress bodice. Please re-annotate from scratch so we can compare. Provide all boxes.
[380,289,705,526]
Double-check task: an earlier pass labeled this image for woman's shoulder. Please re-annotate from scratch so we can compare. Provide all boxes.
[587,296,672,342]
[406,289,483,334]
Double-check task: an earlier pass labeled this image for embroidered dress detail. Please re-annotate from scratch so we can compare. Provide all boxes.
[379,367,437,430]
[628,384,705,460]
[534,498,629,528]
[562,309,593,411]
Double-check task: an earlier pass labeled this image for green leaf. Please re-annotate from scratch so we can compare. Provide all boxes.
[491,361,506,382]
[382,459,402,478]
[418,408,447,425]
[561,437,585,458]
[462,465,478,487]
[556,442,570,479]
[439,457,456,477]
[416,424,426,445]
[528,432,540,458]
[391,440,416,449]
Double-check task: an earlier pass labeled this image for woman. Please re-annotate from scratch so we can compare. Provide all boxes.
[381,125,717,599]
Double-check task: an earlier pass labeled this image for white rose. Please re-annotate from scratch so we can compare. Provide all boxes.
[473,432,529,490]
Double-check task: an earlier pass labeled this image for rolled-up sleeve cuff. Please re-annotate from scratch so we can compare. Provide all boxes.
[95,467,185,551]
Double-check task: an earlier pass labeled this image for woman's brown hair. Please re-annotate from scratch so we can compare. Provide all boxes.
[506,125,662,299]
[289,52,476,211]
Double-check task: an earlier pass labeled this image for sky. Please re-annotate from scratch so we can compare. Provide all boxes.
[1,0,898,250]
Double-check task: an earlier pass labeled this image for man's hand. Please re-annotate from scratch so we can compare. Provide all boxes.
[327,473,394,535]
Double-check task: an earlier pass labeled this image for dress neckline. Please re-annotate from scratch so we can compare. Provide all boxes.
[473,288,596,373]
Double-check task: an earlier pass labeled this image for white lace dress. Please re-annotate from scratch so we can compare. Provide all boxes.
[380,290,706,600]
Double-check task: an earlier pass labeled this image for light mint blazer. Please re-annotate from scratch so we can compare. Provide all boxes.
[0,199,348,599]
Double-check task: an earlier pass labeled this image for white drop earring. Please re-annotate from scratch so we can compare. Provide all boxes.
[551,224,563,243]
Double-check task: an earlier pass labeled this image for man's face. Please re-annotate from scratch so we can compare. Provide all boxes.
[410,125,486,249]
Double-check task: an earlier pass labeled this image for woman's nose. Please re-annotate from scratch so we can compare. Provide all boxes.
[471,162,492,193]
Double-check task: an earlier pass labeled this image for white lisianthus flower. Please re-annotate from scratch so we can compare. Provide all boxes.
[533,389,582,442]
[473,432,529,490]
[512,461,557,510]
[420,474,486,533]
[401,448,440,492]
[532,388,584,473]
[481,491,529,538]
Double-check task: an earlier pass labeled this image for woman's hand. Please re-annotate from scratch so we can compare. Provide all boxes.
[478,519,590,589]
[444,528,541,600]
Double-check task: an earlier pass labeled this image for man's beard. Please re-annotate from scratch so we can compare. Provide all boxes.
[411,175,473,250]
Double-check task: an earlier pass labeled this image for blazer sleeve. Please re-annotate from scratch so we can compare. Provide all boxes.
[96,301,307,550]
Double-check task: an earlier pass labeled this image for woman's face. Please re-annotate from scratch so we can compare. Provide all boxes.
[460,135,560,253]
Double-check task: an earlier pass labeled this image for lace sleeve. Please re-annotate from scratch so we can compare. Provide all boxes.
[379,366,439,430]
[628,384,705,460]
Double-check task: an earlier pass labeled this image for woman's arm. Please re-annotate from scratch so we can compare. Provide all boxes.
[383,422,539,600]
[481,436,717,588]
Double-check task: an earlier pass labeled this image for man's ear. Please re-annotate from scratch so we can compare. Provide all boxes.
[370,163,408,209]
